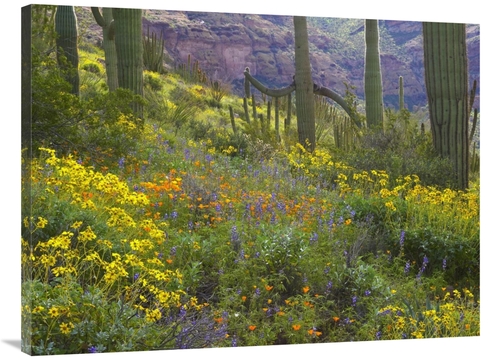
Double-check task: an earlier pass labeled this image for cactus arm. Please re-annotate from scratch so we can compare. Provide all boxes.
[91,7,118,91]
[313,86,362,128]
[244,68,360,128]
[91,7,106,27]
[243,69,295,97]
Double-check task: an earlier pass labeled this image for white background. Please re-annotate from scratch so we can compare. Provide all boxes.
[3,1,496,359]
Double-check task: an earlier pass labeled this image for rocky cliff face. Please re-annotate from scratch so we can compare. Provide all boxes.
[82,8,480,111]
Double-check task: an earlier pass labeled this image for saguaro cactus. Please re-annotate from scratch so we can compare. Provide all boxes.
[293,16,316,151]
[143,25,165,73]
[423,22,469,189]
[112,8,144,118]
[364,19,384,128]
[91,7,118,91]
[55,5,79,96]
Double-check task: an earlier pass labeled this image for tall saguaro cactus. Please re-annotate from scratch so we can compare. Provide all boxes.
[55,5,79,96]
[364,19,384,128]
[112,8,144,117]
[423,22,469,189]
[293,16,316,151]
[91,7,118,91]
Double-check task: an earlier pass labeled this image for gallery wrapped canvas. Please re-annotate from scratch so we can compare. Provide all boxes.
[20,1,481,357]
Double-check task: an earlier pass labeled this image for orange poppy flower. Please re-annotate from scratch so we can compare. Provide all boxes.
[241,296,247,302]
[248,325,257,331]
[333,316,340,322]
[292,324,301,331]
[303,286,310,294]
[214,317,223,323]
[265,285,274,291]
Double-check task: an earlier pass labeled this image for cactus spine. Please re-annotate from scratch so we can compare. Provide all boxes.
[364,19,384,129]
[55,5,79,96]
[423,22,469,189]
[112,8,144,118]
[91,7,118,91]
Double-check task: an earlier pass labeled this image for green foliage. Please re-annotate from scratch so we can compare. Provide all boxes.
[206,79,228,108]
[144,71,163,91]
[30,45,143,164]
[145,88,198,134]
[31,50,83,154]
[23,26,479,354]
[338,111,456,189]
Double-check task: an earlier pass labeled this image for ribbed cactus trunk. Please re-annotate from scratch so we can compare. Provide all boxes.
[364,19,384,129]
[293,16,316,152]
[112,8,144,118]
[423,22,469,189]
[91,7,118,91]
[55,6,79,96]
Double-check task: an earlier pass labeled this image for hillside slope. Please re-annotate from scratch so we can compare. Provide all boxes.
[77,7,480,111]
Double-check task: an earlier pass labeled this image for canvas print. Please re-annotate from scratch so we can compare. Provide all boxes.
[21,3,480,356]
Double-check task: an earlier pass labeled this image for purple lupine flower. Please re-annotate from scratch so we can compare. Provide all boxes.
[379,309,391,316]
[309,232,319,245]
[170,246,177,256]
[254,288,261,296]
[171,211,178,219]
[404,261,411,274]
[376,331,381,340]
[118,157,125,169]
[134,273,140,281]
[88,346,98,353]
[399,230,406,247]
[365,290,371,296]
[352,296,357,306]
[231,226,239,242]
[232,337,237,347]
[442,258,447,271]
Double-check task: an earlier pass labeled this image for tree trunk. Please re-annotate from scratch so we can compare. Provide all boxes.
[423,22,469,189]
[364,19,384,128]
[293,16,316,152]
